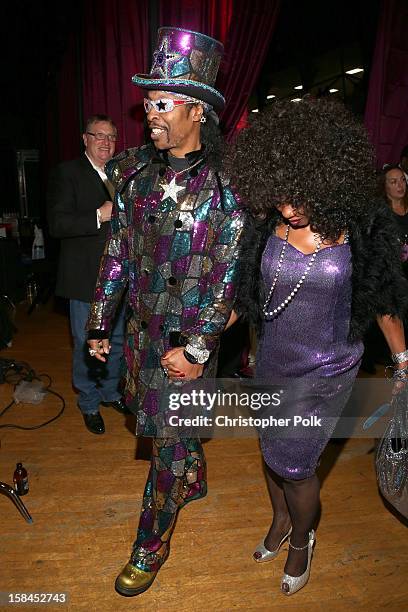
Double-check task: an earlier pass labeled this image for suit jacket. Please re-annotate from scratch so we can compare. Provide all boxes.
[86,145,246,433]
[47,155,112,302]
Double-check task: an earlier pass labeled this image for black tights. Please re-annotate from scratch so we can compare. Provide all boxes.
[263,462,320,576]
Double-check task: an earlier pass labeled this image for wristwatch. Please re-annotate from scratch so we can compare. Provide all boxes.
[184,343,210,364]
[183,350,198,364]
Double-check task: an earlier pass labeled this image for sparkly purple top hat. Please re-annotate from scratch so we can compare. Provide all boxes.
[132,27,225,111]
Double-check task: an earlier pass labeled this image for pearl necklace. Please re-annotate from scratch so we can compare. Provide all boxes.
[262,225,322,320]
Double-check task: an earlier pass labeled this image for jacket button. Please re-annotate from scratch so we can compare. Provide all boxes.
[174,219,183,229]
[148,215,156,223]
[168,276,177,286]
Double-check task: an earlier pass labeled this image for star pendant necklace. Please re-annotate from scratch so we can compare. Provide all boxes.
[262,224,323,320]
[160,157,203,203]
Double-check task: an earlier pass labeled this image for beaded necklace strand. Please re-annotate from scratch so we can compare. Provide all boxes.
[262,225,323,320]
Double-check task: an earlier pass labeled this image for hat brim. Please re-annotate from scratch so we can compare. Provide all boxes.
[132,75,225,111]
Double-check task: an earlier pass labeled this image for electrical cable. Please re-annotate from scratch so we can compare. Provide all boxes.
[0,399,15,418]
[0,360,65,430]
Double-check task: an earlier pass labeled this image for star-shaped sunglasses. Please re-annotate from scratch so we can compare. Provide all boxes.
[143,97,196,113]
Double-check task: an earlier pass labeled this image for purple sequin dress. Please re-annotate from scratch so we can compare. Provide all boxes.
[256,234,363,479]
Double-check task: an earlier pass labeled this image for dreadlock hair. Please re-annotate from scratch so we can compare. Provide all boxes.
[224,97,377,243]
[184,102,224,172]
[200,111,224,173]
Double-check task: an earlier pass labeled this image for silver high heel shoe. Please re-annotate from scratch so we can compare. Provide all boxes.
[253,526,292,562]
[280,529,315,595]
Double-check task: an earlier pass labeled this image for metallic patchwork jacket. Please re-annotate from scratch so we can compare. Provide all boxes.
[87,144,246,435]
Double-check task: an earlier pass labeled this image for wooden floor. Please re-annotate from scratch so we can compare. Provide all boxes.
[0,302,407,612]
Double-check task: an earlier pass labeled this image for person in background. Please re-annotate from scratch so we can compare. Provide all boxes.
[362,163,408,371]
[380,163,408,263]
[47,114,128,435]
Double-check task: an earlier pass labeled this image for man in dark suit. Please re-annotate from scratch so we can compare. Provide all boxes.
[47,114,127,434]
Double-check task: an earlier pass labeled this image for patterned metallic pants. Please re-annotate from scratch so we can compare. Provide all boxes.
[130,438,207,571]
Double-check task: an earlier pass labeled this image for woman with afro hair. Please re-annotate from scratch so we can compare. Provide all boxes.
[224,98,408,596]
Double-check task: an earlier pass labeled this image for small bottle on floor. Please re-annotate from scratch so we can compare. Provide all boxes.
[13,462,29,496]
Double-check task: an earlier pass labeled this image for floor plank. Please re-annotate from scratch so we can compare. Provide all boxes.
[0,303,407,611]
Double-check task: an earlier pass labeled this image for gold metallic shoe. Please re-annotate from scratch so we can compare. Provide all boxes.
[115,562,158,597]
[253,526,292,562]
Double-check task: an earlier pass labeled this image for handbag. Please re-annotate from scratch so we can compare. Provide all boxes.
[375,389,408,519]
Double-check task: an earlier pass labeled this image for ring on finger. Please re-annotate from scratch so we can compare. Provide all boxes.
[89,348,97,357]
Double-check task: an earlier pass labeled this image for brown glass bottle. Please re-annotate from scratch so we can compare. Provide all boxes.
[13,462,29,495]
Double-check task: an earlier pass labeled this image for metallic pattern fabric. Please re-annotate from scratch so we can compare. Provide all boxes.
[131,437,206,572]
[87,145,245,435]
[132,27,225,108]
[256,235,364,479]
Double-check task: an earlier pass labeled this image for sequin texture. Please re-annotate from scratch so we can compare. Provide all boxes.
[87,145,245,436]
[256,236,363,479]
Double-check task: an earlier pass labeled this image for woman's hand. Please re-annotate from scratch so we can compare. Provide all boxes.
[225,309,239,330]
[377,315,408,394]
[391,360,408,395]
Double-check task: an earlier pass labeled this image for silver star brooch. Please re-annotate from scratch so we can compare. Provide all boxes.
[161,177,184,203]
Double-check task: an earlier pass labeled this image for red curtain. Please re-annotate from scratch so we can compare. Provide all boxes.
[80,0,280,149]
[220,0,280,140]
[159,0,233,44]
[364,0,408,168]
[81,0,150,151]
[46,31,82,167]
[159,0,280,140]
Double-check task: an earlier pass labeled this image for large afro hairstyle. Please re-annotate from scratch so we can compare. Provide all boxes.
[224,97,377,242]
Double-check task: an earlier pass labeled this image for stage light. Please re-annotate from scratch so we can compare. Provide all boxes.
[251,108,259,113]
[294,85,303,90]
[345,68,364,75]
[291,98,302,103]
[267,94,275,99]
[329,88,339,93]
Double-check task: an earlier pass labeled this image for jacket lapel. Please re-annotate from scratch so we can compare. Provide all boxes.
[79,155,112,201]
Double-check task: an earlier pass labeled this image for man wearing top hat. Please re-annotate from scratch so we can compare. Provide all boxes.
[87,27,245,596]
